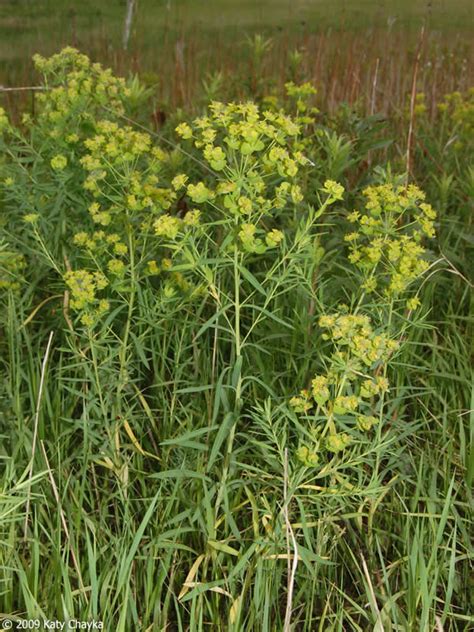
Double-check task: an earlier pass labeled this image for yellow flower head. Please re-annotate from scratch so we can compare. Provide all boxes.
[51,155,68,171]
[175,122,193,139]
[154,214,182,239]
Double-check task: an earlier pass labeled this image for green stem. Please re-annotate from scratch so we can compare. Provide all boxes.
[374,299,394,479]
[117,223,136,405]
[233,242,242,407]
[88,330,108,421]
[215,240,242,518]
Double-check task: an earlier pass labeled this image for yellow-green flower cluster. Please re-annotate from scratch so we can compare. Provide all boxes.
[414,92,427,117]
[318,312,399,366]
[284,81,319,134]
[176,100,305,167]
[265,228,284,248]
[50,155,68,171]
[285,81,317,102]
[437,88,474,151]
[290,311,397,460]
[0,249,26,292]
[296,445,319,466]
[67,105,199,309]
[83,120,152,166]
[171,174,189,191]
[321,179,344,202]
[406,296,421,311]
[73,231,128,279]
[345,184,436,297]
[235,223,284,254]
[64,269,109,326]
[153,209,201,241]
[325,433,351,453]
[154,214,182,239]
[404,92,428,119]
[80,121,177,229]
[176,101,309,255]
[33,47,131,135]
[236,224,261,254]
[187,182,214,204]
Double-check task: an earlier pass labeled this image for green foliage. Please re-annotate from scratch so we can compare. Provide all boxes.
[0,49,472,630]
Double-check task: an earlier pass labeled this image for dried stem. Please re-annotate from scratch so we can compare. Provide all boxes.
[0,86,46,92]
[406,25,426,183]
[370,57,380,116]
[23,330,54,540]
[123,0,136,51]
[283,448,298,632]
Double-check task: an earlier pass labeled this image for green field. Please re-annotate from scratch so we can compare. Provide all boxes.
[1,0,473,118]
[1,0,473,73]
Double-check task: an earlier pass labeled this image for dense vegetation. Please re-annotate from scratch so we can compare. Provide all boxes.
[0,46,472,630]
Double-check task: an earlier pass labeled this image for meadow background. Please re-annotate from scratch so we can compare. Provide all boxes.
[1,0,473,112]
[0,1,473,631]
